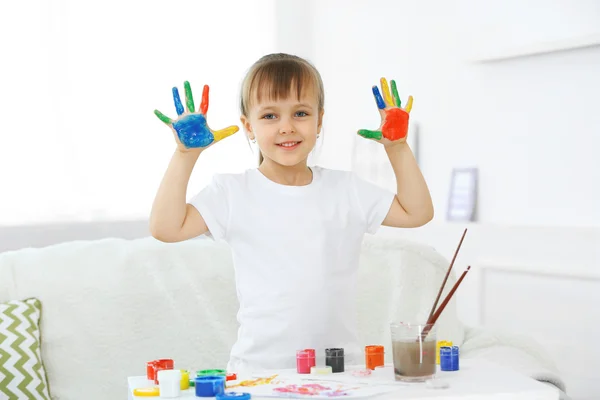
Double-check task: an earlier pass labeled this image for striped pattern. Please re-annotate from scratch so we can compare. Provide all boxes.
[0,298,50,399]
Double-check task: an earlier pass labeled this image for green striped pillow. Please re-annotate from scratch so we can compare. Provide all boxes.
[0,298,51,399]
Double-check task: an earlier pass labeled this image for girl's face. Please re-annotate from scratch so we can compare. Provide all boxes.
[241,87,323,167]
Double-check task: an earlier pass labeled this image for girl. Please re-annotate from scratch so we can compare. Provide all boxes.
[150,53,434,372]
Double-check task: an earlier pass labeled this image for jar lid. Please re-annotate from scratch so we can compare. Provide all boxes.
[365,345,384,354]
[325,348,344,357]
[216,393,251,400]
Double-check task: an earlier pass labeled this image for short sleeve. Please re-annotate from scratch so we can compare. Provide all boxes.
[188,175,230,241]
[351,173,396,234]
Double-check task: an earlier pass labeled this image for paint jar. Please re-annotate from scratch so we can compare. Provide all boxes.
[216,393,251,400]
[195,376,226,397]
[226,372,237,381]
[325,348,345,373]
[365,345,385,370]
[180,370,190,390]
[197,369,227,377]
[311,366,332,374]
[157,369,182,398]
[296,349,316,374]
[440,346,459,371]
[391,322,436,382]
[148,358,174,384]
[146,361,155,381]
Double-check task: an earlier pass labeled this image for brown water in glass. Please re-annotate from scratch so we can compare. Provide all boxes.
[392,340,436,381]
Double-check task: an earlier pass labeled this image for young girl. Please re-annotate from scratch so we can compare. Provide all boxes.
[150,53,434,372]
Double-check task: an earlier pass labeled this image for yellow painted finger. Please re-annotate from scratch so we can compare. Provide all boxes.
[405,95,414,113]
[380,77,394,107]
[213,125,239,142]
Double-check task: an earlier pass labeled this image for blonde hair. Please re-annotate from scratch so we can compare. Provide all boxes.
[240,53,325,164]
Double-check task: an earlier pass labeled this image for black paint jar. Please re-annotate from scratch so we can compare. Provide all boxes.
[325,348,345,373]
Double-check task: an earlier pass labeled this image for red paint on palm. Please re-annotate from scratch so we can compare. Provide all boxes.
[382,108,409,141]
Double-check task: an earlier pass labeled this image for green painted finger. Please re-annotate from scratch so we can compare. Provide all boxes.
[358,129,382,140]
[184,81,195,112]
[154,109,172,124]
[391,80,402,108]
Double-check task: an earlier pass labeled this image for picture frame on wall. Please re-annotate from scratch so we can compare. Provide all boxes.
[447,167,478,222]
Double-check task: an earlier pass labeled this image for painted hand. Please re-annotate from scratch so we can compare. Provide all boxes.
[154,81,239,149]
[357,78,413,146]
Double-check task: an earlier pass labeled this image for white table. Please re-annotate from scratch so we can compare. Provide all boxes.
[128,359,559,399]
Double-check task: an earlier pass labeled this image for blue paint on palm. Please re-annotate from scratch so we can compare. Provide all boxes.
[173,114,214,148]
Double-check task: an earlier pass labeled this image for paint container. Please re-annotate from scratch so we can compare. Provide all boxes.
[440,347,452,371]
[451,346,460,371]
[157,369,182,398]
[325,348,345,373]
[195,376,226,397]
[296,349,316,374]
[216,393,252,400]
[180,370,190,390]
[146,361,155,381]
[147,359,174,384]
[197,369,227,377]
[310,366,332,375]
[133,387,160,396]
[197,369,226,375]
[365,345,385,370]
[440,345,459,371]
[226,373,237,381]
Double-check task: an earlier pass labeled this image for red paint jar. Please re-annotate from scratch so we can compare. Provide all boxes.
[226,373,237,381]
[150,359,174,384]
[296,349,316,374]
[365,345,385,370]
[147,361,156,381]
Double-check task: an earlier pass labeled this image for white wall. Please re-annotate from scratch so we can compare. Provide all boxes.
[0,0,277,226]
[290,0,600,228]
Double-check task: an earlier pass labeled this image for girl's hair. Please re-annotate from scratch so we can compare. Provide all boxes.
[240,53,325,165]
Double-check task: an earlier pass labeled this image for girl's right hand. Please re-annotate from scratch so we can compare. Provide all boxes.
[154,81,239,153]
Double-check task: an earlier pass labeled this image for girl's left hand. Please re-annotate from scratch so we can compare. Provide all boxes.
[357,77,413,147]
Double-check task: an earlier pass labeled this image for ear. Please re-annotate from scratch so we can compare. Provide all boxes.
[240,115,254,140]
[317,109,325,133]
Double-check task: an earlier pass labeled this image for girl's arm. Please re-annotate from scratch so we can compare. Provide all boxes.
[149,81,239,242]
[382,142,434,228]
[149,150,208,242]
[357,77,433,228]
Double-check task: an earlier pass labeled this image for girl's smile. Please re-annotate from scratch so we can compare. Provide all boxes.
[276,140,302,150]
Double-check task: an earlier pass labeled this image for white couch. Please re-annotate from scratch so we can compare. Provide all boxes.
[0,234,567,399]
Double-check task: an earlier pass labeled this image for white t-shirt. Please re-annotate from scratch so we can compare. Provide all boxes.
[189,166,395,372]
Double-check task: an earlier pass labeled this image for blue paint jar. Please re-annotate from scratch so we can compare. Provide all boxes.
[439,346,453,371]
[194,375,226,397]
[440,345,460,371]
[216,393,252,400]
[451,345,460,371]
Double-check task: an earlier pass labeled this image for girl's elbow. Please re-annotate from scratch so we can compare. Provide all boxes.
[418,207,435,226]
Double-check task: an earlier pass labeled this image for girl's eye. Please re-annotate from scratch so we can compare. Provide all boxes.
[296,111,308,117]
[262,114,276,120]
